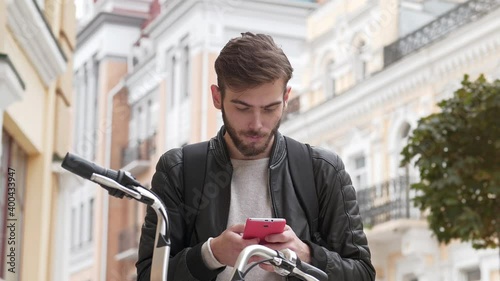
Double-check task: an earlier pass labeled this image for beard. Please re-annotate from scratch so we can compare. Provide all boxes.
[222,106,282,158]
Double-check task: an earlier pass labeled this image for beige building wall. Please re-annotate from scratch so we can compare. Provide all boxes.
[0,1,76,281]
[65,2,148,280]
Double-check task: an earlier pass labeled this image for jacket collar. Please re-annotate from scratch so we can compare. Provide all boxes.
[211,126,287,168]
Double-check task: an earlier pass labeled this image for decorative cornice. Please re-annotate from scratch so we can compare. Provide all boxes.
[7,0,67,86]
[76,12,146,49]
[146,0,317,41]
[0,53,25,108]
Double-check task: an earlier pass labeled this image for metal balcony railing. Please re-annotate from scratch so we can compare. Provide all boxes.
[384,0,500,67]
[121,132,156,168]
[357,176,421,228]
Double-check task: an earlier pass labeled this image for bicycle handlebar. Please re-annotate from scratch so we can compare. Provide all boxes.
[230,245,328,281]
[61,152,328,281]
[62,152,118,181]
[61,152,171,281]
[294,257,329,281]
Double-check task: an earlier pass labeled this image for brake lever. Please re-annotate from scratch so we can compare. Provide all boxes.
[91,174,142,199]
[271,249,297,276]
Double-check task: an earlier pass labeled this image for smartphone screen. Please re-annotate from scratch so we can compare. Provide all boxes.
[242,218,286,241]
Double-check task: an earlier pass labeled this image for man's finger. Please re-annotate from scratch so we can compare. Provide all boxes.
[259,263,275,272]
[228,223,246,233]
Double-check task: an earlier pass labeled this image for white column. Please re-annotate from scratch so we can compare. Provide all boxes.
[86,61,95,159]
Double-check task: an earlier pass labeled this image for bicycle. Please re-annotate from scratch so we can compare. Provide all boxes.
[61,152,328,281]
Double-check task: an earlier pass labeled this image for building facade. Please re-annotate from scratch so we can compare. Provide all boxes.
[280,0,500,281]
[59,1,151,281]
[0,0,76,280]
[108,1,317,280]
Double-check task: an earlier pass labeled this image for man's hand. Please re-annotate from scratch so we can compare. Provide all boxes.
[257,225,312,272]
[211,224,260,267]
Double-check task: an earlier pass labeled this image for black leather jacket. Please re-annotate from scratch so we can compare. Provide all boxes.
[136,127,375,281]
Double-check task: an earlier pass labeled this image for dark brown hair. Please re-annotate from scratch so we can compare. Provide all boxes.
[214,32,293,95]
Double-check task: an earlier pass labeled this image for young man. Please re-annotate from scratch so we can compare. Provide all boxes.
[136,32,375,281]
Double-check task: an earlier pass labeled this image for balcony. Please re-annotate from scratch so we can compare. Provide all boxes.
[115,225,139,261]
[121,133,156,175]
[384,0,500,67]
[357,176,421,229]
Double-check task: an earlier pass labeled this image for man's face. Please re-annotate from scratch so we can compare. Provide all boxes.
[211,79,291,160]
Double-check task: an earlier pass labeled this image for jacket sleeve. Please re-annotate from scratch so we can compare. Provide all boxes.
[306,148,376,281]
[135,150,224,281]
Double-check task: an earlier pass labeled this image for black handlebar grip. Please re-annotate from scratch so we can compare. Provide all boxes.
[61,152,118,181]
[295,258,328,281]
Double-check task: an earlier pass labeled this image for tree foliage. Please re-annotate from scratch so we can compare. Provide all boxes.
[401,74,500,249]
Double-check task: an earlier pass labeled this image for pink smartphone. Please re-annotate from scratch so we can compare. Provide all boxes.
[242,218,286,241]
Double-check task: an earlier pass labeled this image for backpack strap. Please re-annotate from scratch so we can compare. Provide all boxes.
[182,141,209,246]
[284,136,321,242]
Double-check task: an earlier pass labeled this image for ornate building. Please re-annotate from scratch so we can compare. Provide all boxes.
[281,0,500,280]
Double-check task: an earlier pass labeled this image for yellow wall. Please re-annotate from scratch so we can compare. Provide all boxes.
[1,0,76,280]
[4,31,45,154]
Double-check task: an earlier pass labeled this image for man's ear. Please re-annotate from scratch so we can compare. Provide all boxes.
[284,86,291,107]
[211,84,222,110]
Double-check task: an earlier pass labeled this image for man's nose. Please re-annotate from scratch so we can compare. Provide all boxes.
[248,111,263,130]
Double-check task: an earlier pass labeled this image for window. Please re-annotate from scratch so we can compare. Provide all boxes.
[73,57,99,160]
[70,194,95,253]
[129,90,158,147]
[71,207,76,249]
[181,45,190,98]
[170,56,177,107]
[0,131,27,281]
[397,122,412,179]
[80,203,84,247]
[137,106,143,142]
[464,268,481,281]
[325,59,336,98]
[355,40,367,82]
[89,198,94,242]
[351,155,367,189]
[403,274,418,281]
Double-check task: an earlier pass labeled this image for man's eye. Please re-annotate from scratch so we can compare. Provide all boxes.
[236,107,249,111]
[264,106,279,112]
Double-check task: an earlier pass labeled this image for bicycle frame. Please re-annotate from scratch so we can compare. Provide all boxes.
[91,174,170,281]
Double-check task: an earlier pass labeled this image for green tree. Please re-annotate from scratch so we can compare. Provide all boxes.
[401,74,499,249]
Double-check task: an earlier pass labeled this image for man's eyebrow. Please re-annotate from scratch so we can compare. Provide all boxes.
[230,100,282,108]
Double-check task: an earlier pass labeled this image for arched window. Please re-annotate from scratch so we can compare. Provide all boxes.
[355,40,367,82]
[181,45,190,98]
[170,55,177,107]
[397,122,412,179]
[324,59,336,98]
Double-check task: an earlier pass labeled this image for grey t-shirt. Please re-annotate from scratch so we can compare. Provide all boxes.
[202,158,284,281]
